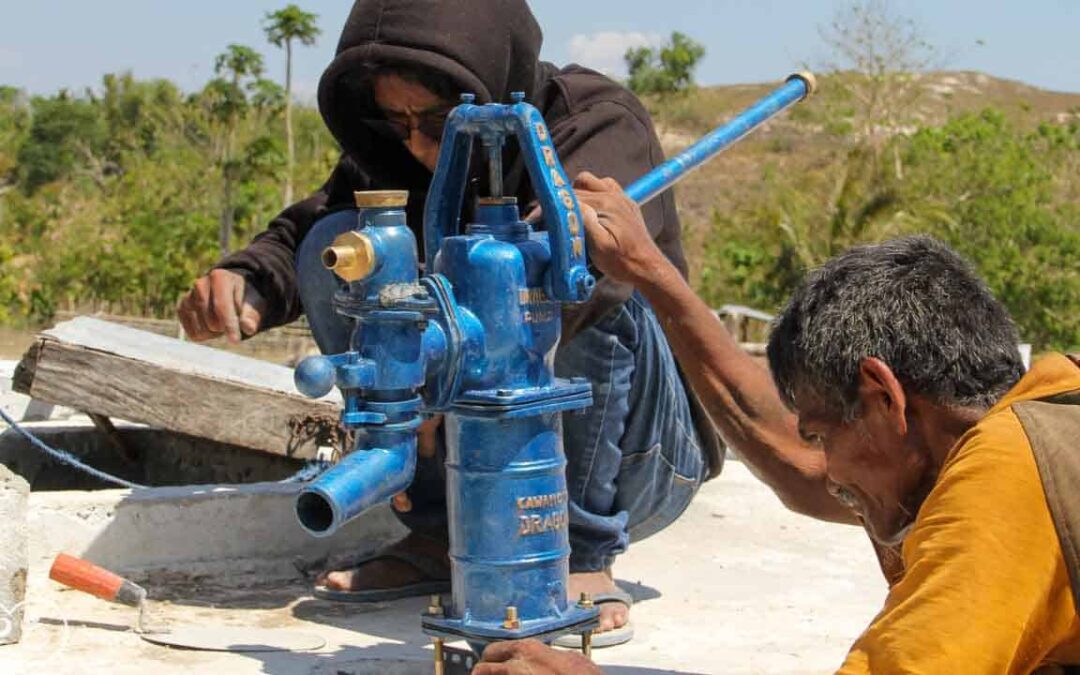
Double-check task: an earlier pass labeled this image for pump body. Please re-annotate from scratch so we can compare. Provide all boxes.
[294,94,599,646]
[292,73,815,654]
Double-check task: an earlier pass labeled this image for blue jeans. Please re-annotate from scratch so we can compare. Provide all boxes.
[297,220,708,572]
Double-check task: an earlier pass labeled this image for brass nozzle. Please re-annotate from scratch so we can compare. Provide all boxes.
[323,231,376,282]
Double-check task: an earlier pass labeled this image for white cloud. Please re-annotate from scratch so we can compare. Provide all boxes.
[567,31,663,78]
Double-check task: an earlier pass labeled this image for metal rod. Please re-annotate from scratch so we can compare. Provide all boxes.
[487,141,504,198]
[625,72,816,206]
[433,637,445,675]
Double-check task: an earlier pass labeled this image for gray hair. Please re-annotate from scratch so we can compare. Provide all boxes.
[767,236,1024,419]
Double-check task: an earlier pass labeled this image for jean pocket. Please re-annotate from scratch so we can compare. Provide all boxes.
[617,442,701,543]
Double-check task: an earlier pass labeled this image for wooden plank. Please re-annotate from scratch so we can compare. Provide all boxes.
[13,317,341,460]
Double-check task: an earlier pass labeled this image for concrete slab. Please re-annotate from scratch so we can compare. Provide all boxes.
[0,464,28,644]
[0,461,888,674]
[26,480,409,580]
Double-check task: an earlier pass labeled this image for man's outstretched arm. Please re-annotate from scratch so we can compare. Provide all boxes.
[573,172,854,523]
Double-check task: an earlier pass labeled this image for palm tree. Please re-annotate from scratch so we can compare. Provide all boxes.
[263,4,320,207]
[212,44,265,254]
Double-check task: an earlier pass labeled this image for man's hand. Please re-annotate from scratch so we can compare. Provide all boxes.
[177,269,266,344]
[572,171,666,285]
[474,640,603,675]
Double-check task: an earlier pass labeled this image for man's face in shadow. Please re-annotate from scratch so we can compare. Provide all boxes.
[372,73,451,172]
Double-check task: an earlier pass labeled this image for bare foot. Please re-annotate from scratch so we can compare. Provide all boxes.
[316,532,449,592]
[568,569,629,633]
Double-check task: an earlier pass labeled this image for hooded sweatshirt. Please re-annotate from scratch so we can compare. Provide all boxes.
[216,0,723,478]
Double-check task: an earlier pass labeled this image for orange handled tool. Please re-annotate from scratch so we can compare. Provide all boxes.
[47,552,327,652]
[49,553,147,609]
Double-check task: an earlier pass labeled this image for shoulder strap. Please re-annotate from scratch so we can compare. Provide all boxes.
[1015,386,1080,615]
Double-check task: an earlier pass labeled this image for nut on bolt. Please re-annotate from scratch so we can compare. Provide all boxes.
[427,594,444,618]
[323,231,376,282]
[502,605,520,630]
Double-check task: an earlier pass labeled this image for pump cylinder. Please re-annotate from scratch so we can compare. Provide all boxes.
[444,412,572,628]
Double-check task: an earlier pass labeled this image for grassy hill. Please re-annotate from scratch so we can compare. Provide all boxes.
[642,70,1080,281]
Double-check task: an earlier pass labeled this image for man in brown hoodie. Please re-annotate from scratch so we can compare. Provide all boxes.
[178,0,723,642]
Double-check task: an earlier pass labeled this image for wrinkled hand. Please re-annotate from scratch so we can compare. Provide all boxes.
[178,269,266,344]
[572,171,665,285]
[474,640,604,675]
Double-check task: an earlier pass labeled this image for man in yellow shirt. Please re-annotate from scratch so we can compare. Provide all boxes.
[475,173,1080,674]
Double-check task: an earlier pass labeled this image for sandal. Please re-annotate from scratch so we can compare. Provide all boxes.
[313,545,451,603]
[552,588,635,649]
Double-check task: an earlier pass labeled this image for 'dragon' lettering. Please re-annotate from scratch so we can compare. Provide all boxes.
[518,510,569,536]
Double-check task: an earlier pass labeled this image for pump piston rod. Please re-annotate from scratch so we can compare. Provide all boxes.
[624,72,815,206]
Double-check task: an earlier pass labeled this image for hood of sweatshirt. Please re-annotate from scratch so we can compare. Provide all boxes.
[317,0,544,192]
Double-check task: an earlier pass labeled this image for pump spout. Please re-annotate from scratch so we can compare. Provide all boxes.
[295,431,417,537]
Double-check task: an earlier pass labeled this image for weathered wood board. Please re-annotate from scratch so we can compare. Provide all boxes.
[13,317,341,460]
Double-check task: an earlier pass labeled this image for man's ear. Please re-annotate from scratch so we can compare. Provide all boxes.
[857,357,908,436]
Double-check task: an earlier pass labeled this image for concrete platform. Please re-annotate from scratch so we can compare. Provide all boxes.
[0,461,887,674]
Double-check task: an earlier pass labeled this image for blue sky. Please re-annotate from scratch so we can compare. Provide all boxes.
[1,1,1077,98]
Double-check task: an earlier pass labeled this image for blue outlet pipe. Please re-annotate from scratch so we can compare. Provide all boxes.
[295,428,417,537]
[625,72,816,205]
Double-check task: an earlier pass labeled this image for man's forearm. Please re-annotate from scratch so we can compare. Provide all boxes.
[634,258,856,523]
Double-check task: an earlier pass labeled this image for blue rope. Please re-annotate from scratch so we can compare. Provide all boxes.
[0,406,147,489]
[1,405,328,487]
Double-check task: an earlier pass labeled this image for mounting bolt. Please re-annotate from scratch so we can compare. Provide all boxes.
[433,637,446,675]
[428,594,444,618]
[460,93,476,104]
[510,91,526,103]
[502,605,520,630]
[578,592,595,658]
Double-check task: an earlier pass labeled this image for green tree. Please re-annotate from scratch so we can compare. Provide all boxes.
[0,68,332,324]
[216,44,265,88]
[209,44,268,254]
[699,108,1079,352]
[625,32,705,95]
[0,86,30,188]
[263,4,320,207]
[15,92,107,192]
[895,110,1080,349]
[98,73,184,163]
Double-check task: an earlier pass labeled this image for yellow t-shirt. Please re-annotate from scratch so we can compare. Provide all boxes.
[838,354,1080,674]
